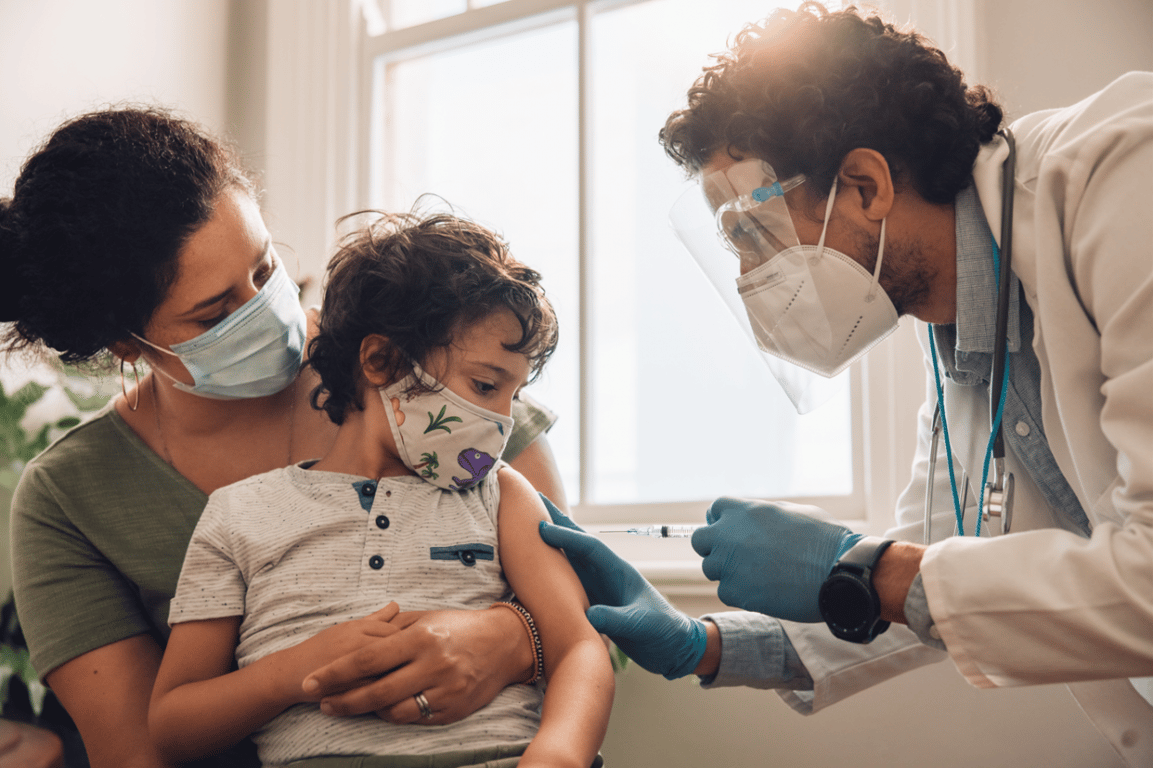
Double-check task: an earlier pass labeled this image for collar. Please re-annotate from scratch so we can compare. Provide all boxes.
[932,183,1021,386]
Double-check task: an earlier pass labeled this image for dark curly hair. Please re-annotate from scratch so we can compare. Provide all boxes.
[0,107,254,363]
[308,210,559,425]
[659,2,1003,204]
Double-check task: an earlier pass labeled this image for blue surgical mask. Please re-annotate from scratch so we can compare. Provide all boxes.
[135,263,307,399]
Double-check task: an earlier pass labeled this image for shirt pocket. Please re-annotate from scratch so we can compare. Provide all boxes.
[429,542,495,567]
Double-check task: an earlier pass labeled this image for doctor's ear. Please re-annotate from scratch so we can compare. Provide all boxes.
[359,334,397,388]
[837,148,895,222]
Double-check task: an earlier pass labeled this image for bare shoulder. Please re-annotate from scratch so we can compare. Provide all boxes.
[496,466,549,524]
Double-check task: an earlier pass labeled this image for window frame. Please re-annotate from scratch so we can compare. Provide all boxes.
[354,0,919,529]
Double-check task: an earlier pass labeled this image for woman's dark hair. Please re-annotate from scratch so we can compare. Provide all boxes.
[0,107,254,363]
[308,210,559,425]
[659,2,1003,204]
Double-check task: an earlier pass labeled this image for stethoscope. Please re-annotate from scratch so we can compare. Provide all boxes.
[924,128,1017,544]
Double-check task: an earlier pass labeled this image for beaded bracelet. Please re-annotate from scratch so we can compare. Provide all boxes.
[492,600,543,685]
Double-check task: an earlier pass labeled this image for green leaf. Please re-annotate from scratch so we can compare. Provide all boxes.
[425,405,464,434]
[8,382,48,416]
[0,644,46,716]
[63,386,112,412]
[17,424,52,463]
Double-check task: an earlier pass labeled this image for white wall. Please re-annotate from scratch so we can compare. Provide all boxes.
[0,0,233,190]
[977,0,1153,119]
[0,0,237,598]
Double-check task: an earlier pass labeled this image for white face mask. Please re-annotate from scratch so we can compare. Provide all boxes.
[735,178,899,378]
[380,363,513,491]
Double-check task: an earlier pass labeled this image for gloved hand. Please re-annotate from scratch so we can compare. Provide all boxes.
[691,497,862,623]
[537,494,708,680]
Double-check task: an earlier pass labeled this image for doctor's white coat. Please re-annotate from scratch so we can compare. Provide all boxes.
[779,72,1153,766]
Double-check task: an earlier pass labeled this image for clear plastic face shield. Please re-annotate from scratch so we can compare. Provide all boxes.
[671,158,899,413]
[670,159,844,413]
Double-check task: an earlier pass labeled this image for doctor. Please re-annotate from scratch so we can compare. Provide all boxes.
[539,4,1153,764]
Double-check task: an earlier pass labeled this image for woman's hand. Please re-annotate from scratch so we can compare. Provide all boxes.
[301,605,531,725]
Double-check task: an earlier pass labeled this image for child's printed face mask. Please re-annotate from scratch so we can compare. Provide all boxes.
[380,363,513,491]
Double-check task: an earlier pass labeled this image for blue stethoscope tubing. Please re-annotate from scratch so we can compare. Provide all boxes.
[924,128,1017,544]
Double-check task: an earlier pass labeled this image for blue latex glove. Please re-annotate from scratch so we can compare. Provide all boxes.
[691,497,862,623]
[537,494,708,680]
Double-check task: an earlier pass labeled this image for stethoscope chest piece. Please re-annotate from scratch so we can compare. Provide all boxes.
[982,457,1014,535]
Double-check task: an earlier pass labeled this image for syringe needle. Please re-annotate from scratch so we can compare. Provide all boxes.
[601,525,703,538]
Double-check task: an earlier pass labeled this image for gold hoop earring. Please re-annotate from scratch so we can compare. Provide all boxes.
[120,358,141,412]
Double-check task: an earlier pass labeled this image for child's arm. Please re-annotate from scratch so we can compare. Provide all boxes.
[149,603,400,763]
[497,468,614,768]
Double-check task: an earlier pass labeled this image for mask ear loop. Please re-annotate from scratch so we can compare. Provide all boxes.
[814,177,838,257]
[816,177,888,303]
[129,332,190,391]
[120,358,141,411]
[866,217,887,303]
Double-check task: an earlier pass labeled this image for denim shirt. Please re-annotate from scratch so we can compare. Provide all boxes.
[929,183,1090,536]
[906,184,1091,646]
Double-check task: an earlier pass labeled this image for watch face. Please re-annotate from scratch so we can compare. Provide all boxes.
[820,575,872,632]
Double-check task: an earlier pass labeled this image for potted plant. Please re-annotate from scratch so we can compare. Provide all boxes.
[0,357,112,761]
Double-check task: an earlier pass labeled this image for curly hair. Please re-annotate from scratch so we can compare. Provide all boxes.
[0,107,254,363]
[659,2,1003,204]
[307,210,559,425]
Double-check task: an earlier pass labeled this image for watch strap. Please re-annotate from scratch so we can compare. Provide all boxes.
[838,536,895,572]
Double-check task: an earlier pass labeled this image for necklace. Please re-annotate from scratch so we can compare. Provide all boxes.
[150,374,297,473]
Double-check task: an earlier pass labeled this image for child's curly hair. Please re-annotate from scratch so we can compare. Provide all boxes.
[659,2,1003,205]
[308,210,559,425]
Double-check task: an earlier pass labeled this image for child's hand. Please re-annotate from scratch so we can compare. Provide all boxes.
[280,602,401,703]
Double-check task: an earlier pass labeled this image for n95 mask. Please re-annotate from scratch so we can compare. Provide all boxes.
[381,364,513,491]
[736,177,898,378]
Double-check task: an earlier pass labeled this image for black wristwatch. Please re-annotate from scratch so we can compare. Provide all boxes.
[818,536,895,644]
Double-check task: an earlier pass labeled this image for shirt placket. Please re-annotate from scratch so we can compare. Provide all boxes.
[352,479,394,587]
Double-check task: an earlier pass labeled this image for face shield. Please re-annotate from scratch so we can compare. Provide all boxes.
[669,158,848,413]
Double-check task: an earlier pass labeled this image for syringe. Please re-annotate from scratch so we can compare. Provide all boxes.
[602,525,704,538]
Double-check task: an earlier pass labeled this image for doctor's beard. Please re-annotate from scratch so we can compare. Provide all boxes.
[853,226,937,319]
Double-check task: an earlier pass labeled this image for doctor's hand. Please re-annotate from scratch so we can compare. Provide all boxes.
[538,495,708,680]
[691,497,861,623]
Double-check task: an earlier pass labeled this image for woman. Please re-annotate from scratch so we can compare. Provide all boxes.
[0,107,566,768]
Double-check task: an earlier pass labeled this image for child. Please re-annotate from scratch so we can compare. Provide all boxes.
[149,211,613,768]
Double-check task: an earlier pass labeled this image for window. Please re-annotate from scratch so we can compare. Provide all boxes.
[361,0,869,524]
